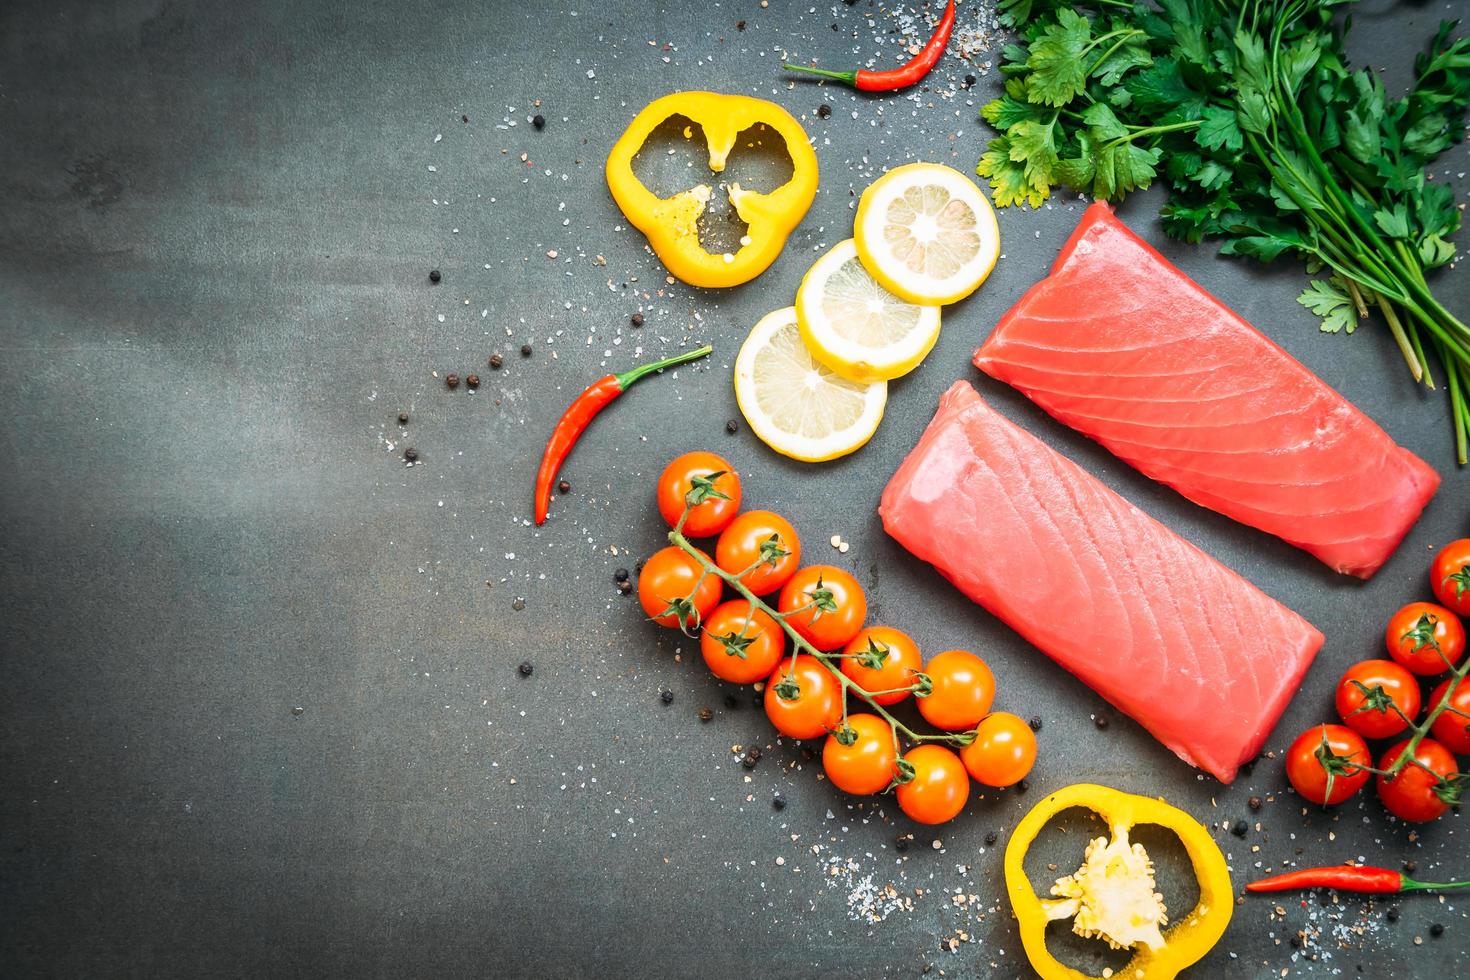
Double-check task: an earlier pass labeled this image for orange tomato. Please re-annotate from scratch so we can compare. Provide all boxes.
[960,712,1036,787]
[715,510,801,595]
[657,451,741,538]
[839,626,921,706]
[700,601,785,684]
[822,714,898,795]
[896,745,969,825]
[1385,601,1465,676]
[916,650,995,732]
[637,546,722,629]
[764,654,844,739]
[777,565,867,651]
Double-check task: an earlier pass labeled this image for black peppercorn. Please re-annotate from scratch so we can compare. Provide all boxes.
[1386,906,1400,922]
[963,74,976,90]
[467,374,481,389]
[557,478,571,493]
[1016,779,1029,793]
[1028,716,1043,731]
[521,343,532,357]
[532,113,546,130]
[1430,923,1444,937]
[429,269,441,283]
[1289,935,1302,948]
[736,19,746,30]
[398,412,409,425]
[511,598,525,611]
[614,568,630,582]
[1231,820,1249,838]
[617,580,632,595]
[984,831,998,846]
[489,353,503,369]
[723,693,739,709]
[445,373,459,389]
[1403,860,1416,874]
[742,749,760,770]
[698,707,713,723]
[659,688,674,704]
[817,104,832,119]
[631,312,645,327]
[772,792,786,810]
[894,834,910,852]
[403,447,419,462]
[1094,715,1109,729]
[725,419,739,434]
[518,661,533,676]
[1248,796,1262,811]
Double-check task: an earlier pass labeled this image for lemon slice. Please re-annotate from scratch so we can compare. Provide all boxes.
[734,307,887,462]
[854,162,1001,306]
[796,239,943,383]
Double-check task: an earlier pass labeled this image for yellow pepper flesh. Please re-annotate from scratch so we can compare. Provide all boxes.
[605,91,818,288]
[1004,784,1233,980]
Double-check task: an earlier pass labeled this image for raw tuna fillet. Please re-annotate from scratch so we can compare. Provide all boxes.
[880,382,1324,783]
[975,202,1438,579]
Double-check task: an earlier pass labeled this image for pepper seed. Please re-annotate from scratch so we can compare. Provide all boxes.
[617,579,632,595]
[521,344,532,357]
[725,419,739,434]
[466,374,480,389]
[397,412,409,425]
[817,104,831,119]
[429,269,441,283]
[698,707,713,723]
[403,447,419,462]
[1248,796,1262,811]
[630,312,644,327]
[511,598,525,611]
[557,478,571,494]
[445,373,460,389]
[489,353,503,369]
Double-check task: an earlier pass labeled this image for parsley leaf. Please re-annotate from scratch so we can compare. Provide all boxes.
[1298,278,1364,335]
[1025,9,1093,107]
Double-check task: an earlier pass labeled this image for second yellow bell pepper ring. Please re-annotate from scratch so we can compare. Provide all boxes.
[1004,784,1233,980]
[605,91,818,289]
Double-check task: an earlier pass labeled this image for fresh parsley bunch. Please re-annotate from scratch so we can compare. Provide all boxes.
[979,0,1470,462]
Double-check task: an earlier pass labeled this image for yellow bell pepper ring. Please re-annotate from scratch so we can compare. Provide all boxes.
[1004,784,1233,980]
[605,91,819,289]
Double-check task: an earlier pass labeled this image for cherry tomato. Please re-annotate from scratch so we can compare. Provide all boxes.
[764,654,844,739]
[700,601,784,684]
[1428,678,1470,755]
[1431,538,1470,616]
[715,510,801,595]
[960,712,1037,787]
[1376,738,1459,823]
[822,714,899,795]
[839,626,921,706]
[917,650,996,732]
[1333,659,1422,740]
[778,565,867,651]
[657,451,741,538]
[896,745,970,825]
[1285,724,1371,805]
[638,546,722,629]
[1385,601,1465,676]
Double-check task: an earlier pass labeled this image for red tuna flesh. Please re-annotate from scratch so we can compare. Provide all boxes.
[975,202,1439,579]
[880,382,1324,783]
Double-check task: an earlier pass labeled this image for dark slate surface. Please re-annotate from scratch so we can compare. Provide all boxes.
[1,1,1466,977]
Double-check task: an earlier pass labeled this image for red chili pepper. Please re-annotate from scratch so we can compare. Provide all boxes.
[1247,864,1470,894]
[784,1,956,92]
[533,345,712,525]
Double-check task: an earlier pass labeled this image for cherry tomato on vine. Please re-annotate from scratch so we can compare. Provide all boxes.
[1285,724,1371,805]
[917,650,995,732]
[822,713,899,795]
[896,745,969,825]
[1385,601,1465,676]
[700,601,784,684]
[960,712,1036,787]
[656,451,741,538]
[1428,678,1470,755]
[638,546,722,629]
[1376,738,1459,823]
[1334,659,1421,740]
[764,654,844,739]
[838,626,921,706]
[1431,538,1470,616]
[778,565,867,651]
[715,510,801,595]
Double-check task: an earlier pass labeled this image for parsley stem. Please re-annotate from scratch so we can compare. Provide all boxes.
[1107,120,1200,146]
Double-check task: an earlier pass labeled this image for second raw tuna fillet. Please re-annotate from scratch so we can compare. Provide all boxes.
[880,382,1324,783]
[975,203,1439,579]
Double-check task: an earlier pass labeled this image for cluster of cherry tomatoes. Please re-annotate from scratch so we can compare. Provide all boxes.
[637,452,1038,825]
[1285,539,1470,823]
